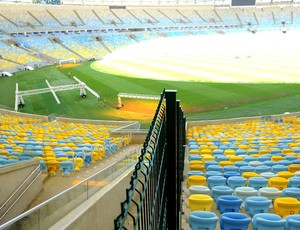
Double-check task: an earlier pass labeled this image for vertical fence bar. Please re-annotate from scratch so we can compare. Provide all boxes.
[165,90,178,230]
[176,100,182,227]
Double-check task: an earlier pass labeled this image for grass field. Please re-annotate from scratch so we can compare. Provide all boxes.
[1,31,300,126]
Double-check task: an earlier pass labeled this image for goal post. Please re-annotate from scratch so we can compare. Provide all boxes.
[117,93,160,109]
[59,58,76,67]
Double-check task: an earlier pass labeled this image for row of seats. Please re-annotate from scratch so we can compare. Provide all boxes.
[190,211,300,230]
[189,193,300,217]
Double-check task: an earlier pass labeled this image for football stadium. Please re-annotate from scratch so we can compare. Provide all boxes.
[1,0,300,229]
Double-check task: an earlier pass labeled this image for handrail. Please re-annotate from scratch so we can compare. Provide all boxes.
[0,147,139,229]
[0,165,40,213]
[0,169,41,222]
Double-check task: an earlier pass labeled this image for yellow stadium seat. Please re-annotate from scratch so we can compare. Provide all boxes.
[271,156,285,162]
[45,157,56,162]
[229,155,243,163]
[239,144,249,150]
[219,161,234,167]
[0,150,9,156]
[45,153,55,158]
[202,155,215,163]
[92,151,100,162]
[224,149,235,156]
[46,160,60,176]
[190,163,205,172]
[189,149,200,155]
[259,149,270,155]
[288,164,300,173]
[274,197,300,218]
[188,175,207,187]
[282,149,293,154]
[277,171,295,179]
[200,149,212,156]
[188,194,213,212]
[242,172,260,180]
[199,145,209,150]
[249,154,260,158]
[268,177,290,191]
[74,157,84,171]
[56,157,69,162]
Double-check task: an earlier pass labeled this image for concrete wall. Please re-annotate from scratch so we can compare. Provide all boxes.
[0,159,42,224]
[0,108,139,127]
[49,167,134,230]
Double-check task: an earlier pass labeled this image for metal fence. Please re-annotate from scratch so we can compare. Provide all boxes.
[114,90,186,230]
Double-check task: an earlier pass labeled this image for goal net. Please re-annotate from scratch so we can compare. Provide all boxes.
[59,58,76,67]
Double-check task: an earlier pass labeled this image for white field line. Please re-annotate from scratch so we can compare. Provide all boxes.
[149,56,300,83]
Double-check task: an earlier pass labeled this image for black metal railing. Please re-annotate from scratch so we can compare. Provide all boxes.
[114,90,186,230]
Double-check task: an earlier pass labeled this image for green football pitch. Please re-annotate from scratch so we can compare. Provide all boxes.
[1,32,300,126]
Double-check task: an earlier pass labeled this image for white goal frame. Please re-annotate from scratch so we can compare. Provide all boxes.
[59,58,76,67]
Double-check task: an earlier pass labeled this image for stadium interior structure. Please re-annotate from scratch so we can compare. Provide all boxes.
[1,0,300,230]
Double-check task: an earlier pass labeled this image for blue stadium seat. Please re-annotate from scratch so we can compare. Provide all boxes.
[59,161,74,176]
[189,211,219,230]
[207,165,223,173]
[288,177,300,188]
[217,195,242,214]
[211,186,233,202]
[248,177,268,190]
[285,214,300,230]
[220,212,251,230]
[227,176,247,189]
[207,176,226,189]
[282,188,300,200]
[252,213,286,230]
[244,196,271,217]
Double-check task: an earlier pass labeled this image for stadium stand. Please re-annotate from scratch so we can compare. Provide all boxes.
[0,113,131,171]
[2,1,300,229]
[0,3,298,72]
[60,35,109,59]
[183,116,300,229]
[0,40,43,67]
[102,33,135,51]
[15,37,81,61]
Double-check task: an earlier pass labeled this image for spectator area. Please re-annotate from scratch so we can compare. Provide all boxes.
[185,117,300,229]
